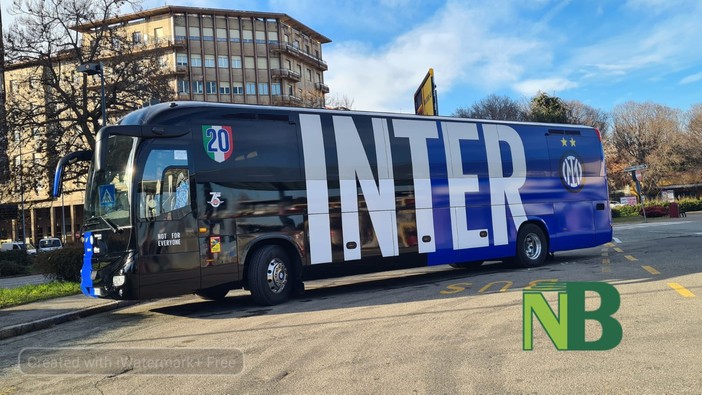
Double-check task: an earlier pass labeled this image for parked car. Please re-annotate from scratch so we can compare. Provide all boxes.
[38,237,63,253]
[0,241,37,254]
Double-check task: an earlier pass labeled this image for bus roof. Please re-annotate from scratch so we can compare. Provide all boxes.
[119,101,596,131]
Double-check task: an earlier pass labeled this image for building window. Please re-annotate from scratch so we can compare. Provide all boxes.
[293,40,300,49]
[257,58,268,69]
[255,31,266,44]
[154,27,164,43]
[203,27,214,41]
[191,55,202,67]
[206,81,217,94]
[245,83,256,95]
[267,31,278,43]
[297,65,302,75]
[317,72,322,83]
[232,83,243,95]
[307,69,312,81]
[220,82,231,94]
[218,56,229,68]
[177,79,189,94]
[244,56,255,69]
[176,53,188,66]
[175,26,186,41]
[270,58,280,69]
[231,56,242,68]
[216,28,227,42]
[258,83,269,95]
[229,29,240,42]
[192,80,203,94]
[305,44,310,54]
[204,55,215,68]
[188,27,200,40]
[132,31,142,43]
[242,30,253,43]
[271,83,281,95]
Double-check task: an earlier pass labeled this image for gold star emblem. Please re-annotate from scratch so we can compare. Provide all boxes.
[569,137,576,147]
[561,137,567,147]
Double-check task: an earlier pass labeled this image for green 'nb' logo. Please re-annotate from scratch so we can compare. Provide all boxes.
[523,282,622,351]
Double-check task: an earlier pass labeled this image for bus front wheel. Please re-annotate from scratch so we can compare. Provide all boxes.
[514,224,548,268]
[248,245,293,305]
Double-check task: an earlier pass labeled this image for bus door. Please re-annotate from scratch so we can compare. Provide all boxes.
[135,141,200,299]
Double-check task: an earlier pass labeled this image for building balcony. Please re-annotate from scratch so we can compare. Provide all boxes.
[269,43,328,71]
[272,94,303,106]
[315,82,330,94]
[271,68,301,82]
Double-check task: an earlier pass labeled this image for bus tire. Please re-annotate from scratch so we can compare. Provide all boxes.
[195,286,229,301]
[247,245,293,306]
[514,223,548,268]
[449,261,484,269]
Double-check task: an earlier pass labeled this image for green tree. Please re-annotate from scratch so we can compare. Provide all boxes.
[528,91,569,124]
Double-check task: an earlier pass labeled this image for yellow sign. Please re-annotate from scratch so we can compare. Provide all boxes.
[210,236,221,253]
[414,68,438,116]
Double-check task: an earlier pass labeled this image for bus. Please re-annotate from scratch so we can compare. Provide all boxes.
[53,102,612,305]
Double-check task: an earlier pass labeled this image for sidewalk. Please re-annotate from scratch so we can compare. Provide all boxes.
[0,293,137,341]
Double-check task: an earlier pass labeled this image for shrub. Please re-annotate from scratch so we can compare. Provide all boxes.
[0,260,30,276]
[33,247,83,282]
[0,250,33,267]
[640,205,668,217]
[612,205,640,217]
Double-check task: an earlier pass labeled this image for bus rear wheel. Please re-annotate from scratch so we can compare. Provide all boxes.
[514,224,548,268]
[247,245,293,306]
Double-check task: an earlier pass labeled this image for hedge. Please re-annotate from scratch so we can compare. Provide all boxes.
[33,247,83,282]
[612,197,702,217]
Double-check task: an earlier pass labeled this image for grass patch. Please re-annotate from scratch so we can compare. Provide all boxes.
[0,281,81,309]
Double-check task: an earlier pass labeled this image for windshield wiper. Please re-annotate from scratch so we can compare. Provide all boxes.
[87,216,123,234]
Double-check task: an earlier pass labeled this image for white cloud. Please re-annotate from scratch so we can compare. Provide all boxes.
[679,72,702,85]
[324,2,545,112]
[512,78,578,97]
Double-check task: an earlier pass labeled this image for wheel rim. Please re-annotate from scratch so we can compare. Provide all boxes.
[524,233,542,260]
[266,258,288,294]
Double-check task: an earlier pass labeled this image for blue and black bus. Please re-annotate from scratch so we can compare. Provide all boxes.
[53,102,612,305]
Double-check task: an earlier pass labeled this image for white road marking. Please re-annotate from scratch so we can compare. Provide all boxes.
[612,237,622,243]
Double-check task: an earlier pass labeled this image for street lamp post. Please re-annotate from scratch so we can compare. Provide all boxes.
[76,62,106,126]
[19,144,26,245]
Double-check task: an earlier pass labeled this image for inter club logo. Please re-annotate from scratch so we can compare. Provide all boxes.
[203,125,233,163]
[560,152,584,193]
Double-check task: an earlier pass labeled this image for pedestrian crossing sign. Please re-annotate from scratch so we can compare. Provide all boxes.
[99,184,116,207]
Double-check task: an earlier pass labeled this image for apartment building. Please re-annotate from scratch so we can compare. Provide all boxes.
[0,6,331,245]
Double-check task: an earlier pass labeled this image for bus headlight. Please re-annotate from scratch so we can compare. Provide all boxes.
[112,275,126,287]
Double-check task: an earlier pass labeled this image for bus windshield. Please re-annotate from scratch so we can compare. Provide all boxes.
[84,135,138,228]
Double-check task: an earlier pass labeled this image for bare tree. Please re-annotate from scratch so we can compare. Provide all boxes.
[325,93,355,110]
[3,0,174,198]
[564,100,610,136]
[610,101,683,194]
[453,94,527,121]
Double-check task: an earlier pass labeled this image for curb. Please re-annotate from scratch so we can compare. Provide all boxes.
[0,300,139,341]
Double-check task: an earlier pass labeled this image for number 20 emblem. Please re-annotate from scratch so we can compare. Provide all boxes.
[202,125,234,163]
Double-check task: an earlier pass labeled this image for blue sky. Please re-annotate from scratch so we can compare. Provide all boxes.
[5,0,702,115]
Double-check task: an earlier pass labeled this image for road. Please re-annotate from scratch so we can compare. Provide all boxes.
[1,216,700,394]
